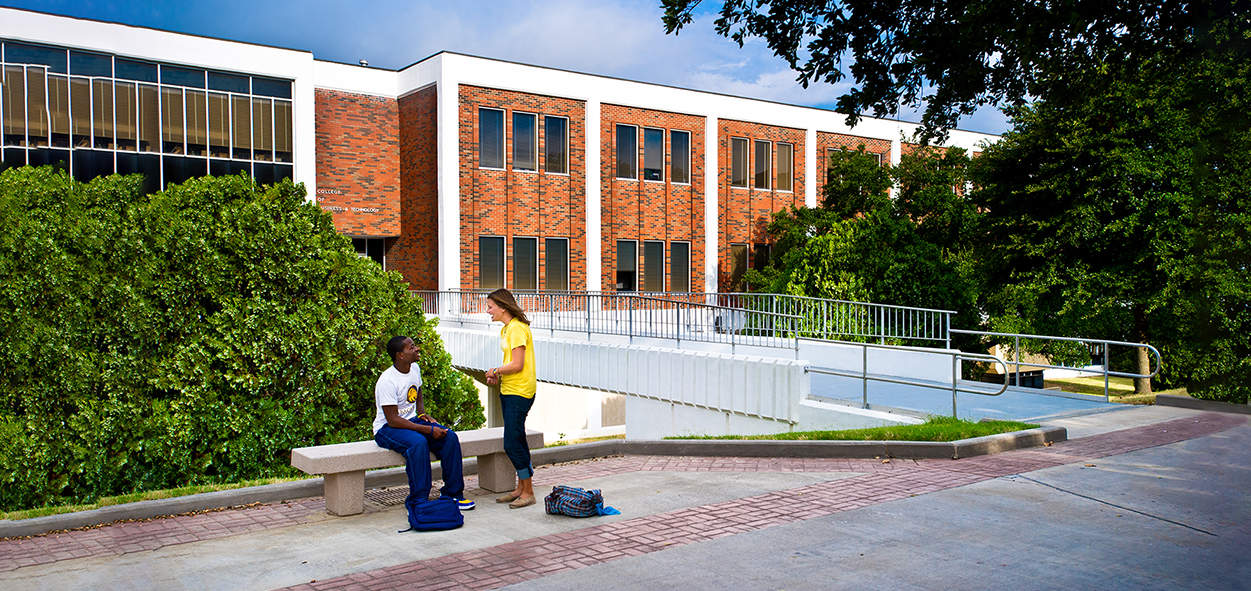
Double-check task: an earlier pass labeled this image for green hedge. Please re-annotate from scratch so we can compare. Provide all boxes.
[0,167,483,511]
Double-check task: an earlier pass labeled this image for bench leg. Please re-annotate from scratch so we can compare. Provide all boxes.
[323,470,365,516]
[476,452,516,493]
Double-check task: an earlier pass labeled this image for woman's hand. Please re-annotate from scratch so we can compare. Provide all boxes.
[485,368,500,385]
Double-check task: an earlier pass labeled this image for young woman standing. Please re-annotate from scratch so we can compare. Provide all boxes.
[484,288,537,508]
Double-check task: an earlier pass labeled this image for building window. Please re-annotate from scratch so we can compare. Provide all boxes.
[479,236,505,290]
[616,240,637,291]
[754,140,771,189]
[776,142,793,192]
[512,112,537,172]
[544,237,569,291]
[753,243,771,270]
[352,237,386,268]
[730,137,748,187]
[670,130,690,184]
[670,241,691,292]
[615,124,636,179]
[479,107,504,169]
[544,115,567,174]
[643,240,664,292]
[513,237,538,290]
[642,127,663,182]
[729,243,748,291]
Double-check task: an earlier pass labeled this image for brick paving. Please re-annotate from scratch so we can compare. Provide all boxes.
[0,411,1242,586]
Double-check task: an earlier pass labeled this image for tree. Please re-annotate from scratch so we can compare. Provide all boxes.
[0,168,484,510]
[971,41,1251,399]
[661,0,1248,140]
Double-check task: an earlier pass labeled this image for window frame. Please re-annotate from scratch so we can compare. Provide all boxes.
[543,237,570,291]
[478,107,505,170]
[775,142,793,192]
[729,243,749,291]
[543,114,569,175]
[615,239,638,292]
[753,139,771,190]
[641,126,664,183]
[670,129,691,185]
[615,123,638,180]
[642,240,665,292]
[511,110,538,173]
[478,235,506,290]
[730,136,748,188]
[670,240,691,293]
[512,235,539,290]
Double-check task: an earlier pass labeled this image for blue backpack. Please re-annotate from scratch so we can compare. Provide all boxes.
[401,497,463,532]
[544,485,620,517]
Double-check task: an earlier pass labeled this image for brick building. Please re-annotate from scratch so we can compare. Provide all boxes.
[1,8,997,293]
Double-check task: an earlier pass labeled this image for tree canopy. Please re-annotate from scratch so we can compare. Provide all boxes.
[662,0,1250,139]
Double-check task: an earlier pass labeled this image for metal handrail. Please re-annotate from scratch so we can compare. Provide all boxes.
[950,328,1162,401]
[802,337,1009,417]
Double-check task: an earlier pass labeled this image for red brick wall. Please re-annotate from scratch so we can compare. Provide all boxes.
[816,132,891,198]
[717,119,805,290]
[458,85,587,291]
[600,105,705,292]
[390,85,439,290]
[314,89,400,236]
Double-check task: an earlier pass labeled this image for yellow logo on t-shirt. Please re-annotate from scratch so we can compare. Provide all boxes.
[406,385,419,403]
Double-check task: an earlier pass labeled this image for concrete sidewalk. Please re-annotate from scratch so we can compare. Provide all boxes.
[0,405,1245,590]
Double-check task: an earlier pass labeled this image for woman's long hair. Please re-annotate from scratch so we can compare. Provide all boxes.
[487,288,530,325]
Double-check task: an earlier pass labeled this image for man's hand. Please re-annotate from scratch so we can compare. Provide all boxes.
[430,425,447,439]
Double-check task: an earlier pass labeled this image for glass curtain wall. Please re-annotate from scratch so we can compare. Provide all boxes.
[0,40,294,190]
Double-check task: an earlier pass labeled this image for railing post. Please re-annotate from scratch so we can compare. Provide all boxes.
[586,294,591,340]
[862,345,869,409]
[1014,336,1021,387]
[1103,344,1110,402]
[629,297,634,344]
[878,306,885,344]
[952,354,960,417]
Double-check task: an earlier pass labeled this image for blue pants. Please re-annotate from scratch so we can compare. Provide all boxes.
[375,420,464,503]
[500,394,535,480]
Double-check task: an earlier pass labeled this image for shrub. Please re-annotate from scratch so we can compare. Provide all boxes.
[0,167,483,511]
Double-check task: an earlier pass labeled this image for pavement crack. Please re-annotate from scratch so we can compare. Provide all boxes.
[1009,475,1217,537]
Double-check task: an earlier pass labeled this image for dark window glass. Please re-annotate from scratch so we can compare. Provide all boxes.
[208,92,229,158]
[208,158,250,178]
[161,87,184,154]
[115,59,158,83]
[69,51,112,77]
[4,43,67,73]
[186,90,207,156]
[160,65,205,88]
[72,149,113,183]
[730,138,748,187]
[29,148,69,172]
[3,66,26,146]
[91,79,113,150]
[642,127,663,181]
[615,240,637,291]
[2,148,26,169]
[231,94,251,160]
[208,72,250,93]
[479,108,504,169]
[730,243,748,291]
[643,241,664,292]
[352,238,386,267]
[753,243,771,270]
[26,69,48,147]
[615,124,636,179]
[513,237,538,290]
[274,163,293,181]
[70,76,91,148]
[776,143,793,191]
[826,148,839,184]
[543,116,567,174]
[754,140,771,189]
[479,236,505,290]
[671,242,691,292]
[253,162,276,185]
[671,130,690,184]
[115,81,137,151]
[512,112,536,172]
[251,97,272,161]
[273,100,292,163]
[116,152,161,194]
[138,84,159,152]
[544,238,569,291]
[163,156,207,187]
[251,77,291,99]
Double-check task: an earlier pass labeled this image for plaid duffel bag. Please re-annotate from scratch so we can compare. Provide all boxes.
[544,485,619,517]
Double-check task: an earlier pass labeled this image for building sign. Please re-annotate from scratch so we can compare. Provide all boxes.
[320,205,381,214]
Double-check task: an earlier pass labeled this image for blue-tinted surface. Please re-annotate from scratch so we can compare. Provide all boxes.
[69,50,112,76]
[251,77,290,99]
[4,42,67,72]
[115,59,158,82]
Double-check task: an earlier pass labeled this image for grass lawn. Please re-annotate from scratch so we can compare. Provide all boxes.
[0,475,315,522]
[670,416,1039,442]
[1044,376,1188,405]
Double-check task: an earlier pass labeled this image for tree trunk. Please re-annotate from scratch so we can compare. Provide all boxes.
[1133,306,1153,395]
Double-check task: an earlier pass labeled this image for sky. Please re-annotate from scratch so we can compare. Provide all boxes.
[1,0,1009,135]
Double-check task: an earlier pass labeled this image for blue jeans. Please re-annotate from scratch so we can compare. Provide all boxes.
[500,394,534,480]
[374,420,464,504]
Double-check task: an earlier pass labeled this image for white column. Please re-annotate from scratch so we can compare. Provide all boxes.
[889,135,903,200]
[436,57,462,291]
[585,100,602,291]
[704,115,719,293]
[804,127,817,208]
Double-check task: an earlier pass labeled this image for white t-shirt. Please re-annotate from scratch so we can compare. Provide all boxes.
[373,365,422,434]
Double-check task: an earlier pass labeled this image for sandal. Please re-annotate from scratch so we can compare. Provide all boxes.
[496,491,521,503]
[508,495,536,509]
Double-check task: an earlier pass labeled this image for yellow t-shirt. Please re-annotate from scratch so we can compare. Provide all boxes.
[499,318,536,398]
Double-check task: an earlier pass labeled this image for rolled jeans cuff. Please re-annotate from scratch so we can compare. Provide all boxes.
[517,466,534,480]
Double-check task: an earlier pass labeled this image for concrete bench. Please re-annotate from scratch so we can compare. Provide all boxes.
[291,426,543,516]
